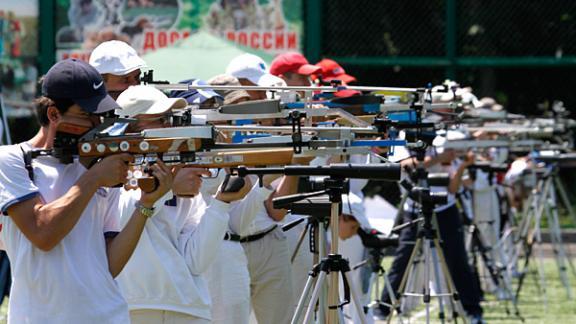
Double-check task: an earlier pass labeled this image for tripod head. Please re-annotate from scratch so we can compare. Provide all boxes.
[272,177,349,210]
[400,180,448,207]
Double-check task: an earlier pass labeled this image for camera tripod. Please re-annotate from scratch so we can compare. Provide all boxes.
[286,178,367,324]
[388,186,469,324]
[354,246,403,323]
[463,168,520,317]
[235,163,401,324]
[465,219,520,318]
[512,165,576,303]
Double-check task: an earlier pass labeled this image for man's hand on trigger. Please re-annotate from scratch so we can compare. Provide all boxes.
[172,168,212,197]
[89,153,134,188]
[140,160,174,207]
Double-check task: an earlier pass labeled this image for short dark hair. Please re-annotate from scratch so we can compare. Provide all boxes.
[34,96,74,126]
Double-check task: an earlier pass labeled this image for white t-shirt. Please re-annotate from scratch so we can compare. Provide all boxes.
[0,143,129,323]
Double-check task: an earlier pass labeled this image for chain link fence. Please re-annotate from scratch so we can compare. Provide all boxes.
[458,0,576,56]
[321,0,445,57]
[316,0,576,115]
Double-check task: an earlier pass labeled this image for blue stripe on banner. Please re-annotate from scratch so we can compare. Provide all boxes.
[1,192,40,215]
[351,140,407,147]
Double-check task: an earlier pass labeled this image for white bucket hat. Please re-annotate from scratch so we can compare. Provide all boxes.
[116,85,187,117]
[89,40,147,76]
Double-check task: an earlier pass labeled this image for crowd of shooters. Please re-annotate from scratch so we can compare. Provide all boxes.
[0,39,574,324]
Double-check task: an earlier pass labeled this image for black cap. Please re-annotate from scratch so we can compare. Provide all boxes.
[42,59,119,114]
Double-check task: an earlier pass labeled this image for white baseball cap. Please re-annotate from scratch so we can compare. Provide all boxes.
[115,85,187,117]
[341,192,370,230]
[89,40,147,75]
[225,53,284,86]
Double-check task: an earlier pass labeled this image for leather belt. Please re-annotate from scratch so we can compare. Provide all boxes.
[223,225,278,243]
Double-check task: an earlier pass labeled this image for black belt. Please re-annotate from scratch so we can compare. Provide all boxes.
[223,225,278,243]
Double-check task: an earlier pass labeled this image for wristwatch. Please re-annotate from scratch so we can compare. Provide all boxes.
[135,202,155,218]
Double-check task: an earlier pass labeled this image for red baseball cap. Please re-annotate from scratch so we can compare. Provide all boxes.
[270,52,321,76]
[316,58,356,84]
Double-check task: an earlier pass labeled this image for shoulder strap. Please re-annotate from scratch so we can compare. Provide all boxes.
[18,144,34,182]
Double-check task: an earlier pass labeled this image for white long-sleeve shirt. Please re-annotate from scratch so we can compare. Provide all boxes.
[115,190,230,320]
[228,182,275,236]
[199,182,274,324]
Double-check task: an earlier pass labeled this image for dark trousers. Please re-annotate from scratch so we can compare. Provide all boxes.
[380,204,483,316]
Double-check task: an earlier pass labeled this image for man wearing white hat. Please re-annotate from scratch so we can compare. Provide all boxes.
[225,53,285,100]
[89,40,147,99]
[113,85,251,324]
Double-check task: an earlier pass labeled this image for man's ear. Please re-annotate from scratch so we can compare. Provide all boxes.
[46,106,61,124]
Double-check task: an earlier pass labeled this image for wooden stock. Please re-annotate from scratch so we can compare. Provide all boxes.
[125,148,294,192]
[192,148,294,168]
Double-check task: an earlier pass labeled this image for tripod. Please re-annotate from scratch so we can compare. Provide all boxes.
[464,169,520,317]
[388,187,468,324]
[512,165,576,302]
[355,247,403,323]
[465,220,521,318]
[236,162,402,324]
[287,179,367,324]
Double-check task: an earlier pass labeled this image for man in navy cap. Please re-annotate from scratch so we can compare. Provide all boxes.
[0,59,174,323]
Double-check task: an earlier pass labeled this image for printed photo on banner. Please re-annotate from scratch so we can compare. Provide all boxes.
[0,0,39,145]
[55,0,303,61]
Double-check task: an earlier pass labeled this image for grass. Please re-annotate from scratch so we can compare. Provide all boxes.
[379,256,576,323]
[481,259,576,324]
[0,258,573,323]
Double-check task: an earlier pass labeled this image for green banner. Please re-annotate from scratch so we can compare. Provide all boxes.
[1,0,40,144]
[55,0,303,62]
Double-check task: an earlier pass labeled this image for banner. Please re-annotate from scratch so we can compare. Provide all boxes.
[55,0,303,61]
[0,1,39,103]
[0,0,40,144]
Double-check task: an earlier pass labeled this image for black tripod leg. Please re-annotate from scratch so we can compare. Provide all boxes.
[473,227,503,290]
[291,221,310,263]
[515,240,534,302]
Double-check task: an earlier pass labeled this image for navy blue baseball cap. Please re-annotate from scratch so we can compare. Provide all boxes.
[169,79,223,105]
[42,59,120,114]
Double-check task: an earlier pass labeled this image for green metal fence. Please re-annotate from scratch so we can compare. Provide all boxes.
[35,0,576,114]
[304,0,576,114]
